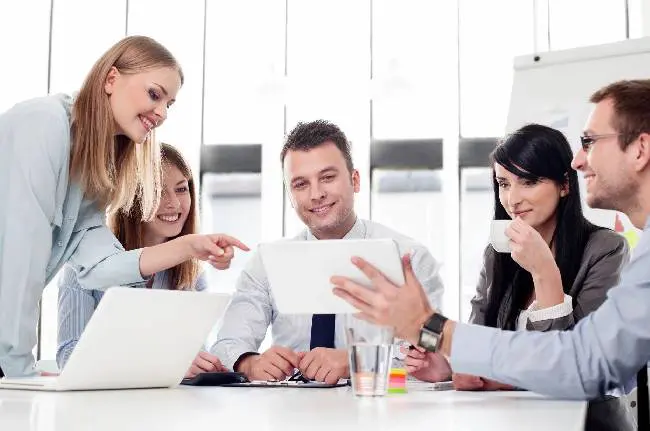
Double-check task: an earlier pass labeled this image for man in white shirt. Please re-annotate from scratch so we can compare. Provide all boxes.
[211,120,444,383]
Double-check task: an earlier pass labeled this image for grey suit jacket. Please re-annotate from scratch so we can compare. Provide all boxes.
[469,228,629,331]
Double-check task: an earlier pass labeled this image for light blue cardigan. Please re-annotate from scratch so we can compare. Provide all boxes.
[0,94,147,376]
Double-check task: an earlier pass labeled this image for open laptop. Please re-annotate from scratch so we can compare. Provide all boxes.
[0,288,231,391]
[259,238,405,314]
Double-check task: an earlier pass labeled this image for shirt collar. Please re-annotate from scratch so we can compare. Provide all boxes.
[306,217,366,241]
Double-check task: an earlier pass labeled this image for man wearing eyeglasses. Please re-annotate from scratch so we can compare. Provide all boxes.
[211,120,444,384]
[333,79,650,422]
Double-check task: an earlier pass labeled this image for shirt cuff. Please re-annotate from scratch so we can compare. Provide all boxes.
[527,294,573,323]
[0,354,38,378]
[233,352,259,372]
[449,323,499,378]
[77,248,146,290]
[211,342,256,372]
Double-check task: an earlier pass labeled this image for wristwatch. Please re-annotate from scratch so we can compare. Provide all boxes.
[418,312,448,353]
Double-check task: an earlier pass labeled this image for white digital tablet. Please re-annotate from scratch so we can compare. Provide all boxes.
[259,238,405,314]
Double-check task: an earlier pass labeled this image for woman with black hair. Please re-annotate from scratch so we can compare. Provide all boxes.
[476,123,627,332]
[404,124,632,430]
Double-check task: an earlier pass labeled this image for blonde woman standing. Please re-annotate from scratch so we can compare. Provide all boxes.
[0,36,247,377]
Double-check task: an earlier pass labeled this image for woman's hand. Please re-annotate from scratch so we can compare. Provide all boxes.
[139,233,249,277]
[185,351,228,378]
[402,345,451,382]
[184,234,250,270]
[506,217,556,276]
[506,218,564,308]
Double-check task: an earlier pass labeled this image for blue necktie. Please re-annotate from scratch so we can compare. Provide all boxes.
[310,314,336,349]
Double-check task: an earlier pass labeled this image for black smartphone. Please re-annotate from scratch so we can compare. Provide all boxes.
[181,371,250,386]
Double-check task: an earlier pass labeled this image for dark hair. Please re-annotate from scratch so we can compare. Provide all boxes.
[281,120,354,172]
[590,79,650,149]
[485,124,601,330]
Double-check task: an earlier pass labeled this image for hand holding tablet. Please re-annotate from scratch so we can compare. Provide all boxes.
[259,239,404,314]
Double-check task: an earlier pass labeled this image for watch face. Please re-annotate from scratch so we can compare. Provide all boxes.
[420,329,439,352]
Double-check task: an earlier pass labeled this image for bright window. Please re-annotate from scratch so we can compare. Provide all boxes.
[127,0,206,174]
[49,0,126,94]
[0,1,50,113]
[372,0,456,139]
[459,0,535,137]
[549,0,627,51]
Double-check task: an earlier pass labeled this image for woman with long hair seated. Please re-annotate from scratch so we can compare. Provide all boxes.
[404,124,632,430]
[57,144,227,378]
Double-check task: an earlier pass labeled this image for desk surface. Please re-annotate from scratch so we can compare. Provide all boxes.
[0,386,586,431]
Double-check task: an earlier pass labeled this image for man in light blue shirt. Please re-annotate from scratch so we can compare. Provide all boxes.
[331,79,650,402]
[212,120,444,384]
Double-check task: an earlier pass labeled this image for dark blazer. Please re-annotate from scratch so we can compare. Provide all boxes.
[469,228,629,331]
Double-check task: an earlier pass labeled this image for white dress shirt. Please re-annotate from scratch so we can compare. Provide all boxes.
[212,218,444,370]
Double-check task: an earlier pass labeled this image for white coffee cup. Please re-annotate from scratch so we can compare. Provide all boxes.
[490,220,512,253]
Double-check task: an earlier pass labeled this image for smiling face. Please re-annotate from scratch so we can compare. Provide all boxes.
[571,98,639,212]
[284,141,360,239]
[494,163,566,232]
[142,162,191,246]
[104,66,181,144]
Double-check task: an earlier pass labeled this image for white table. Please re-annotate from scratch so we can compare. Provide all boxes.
[0,386,586,431]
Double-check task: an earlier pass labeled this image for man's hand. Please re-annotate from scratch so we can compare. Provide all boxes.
[452,373,515,391]
[185,351,228,378]
[237,346,302,381]
[482,378,516,391]
[298,348,349,385]
[331,254,433,344]
[401,345,451,382]
[452,373,485,391]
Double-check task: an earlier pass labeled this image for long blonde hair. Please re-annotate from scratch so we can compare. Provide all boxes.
[108,143,200,290]
[70,36,184,221]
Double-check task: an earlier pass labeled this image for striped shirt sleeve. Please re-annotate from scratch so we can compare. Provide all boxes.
[56,265,101,369]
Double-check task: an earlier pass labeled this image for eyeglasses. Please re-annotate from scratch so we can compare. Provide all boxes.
[579,133,622,152]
